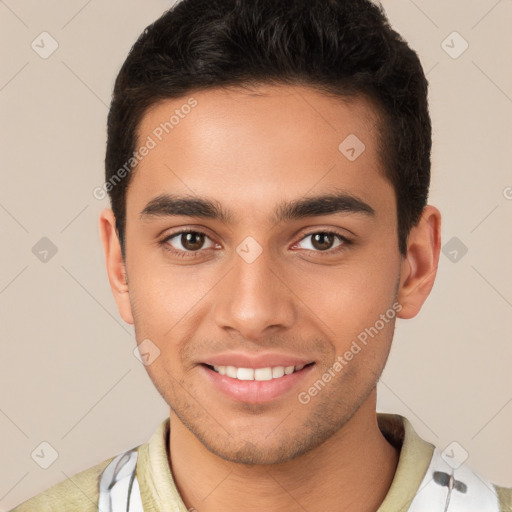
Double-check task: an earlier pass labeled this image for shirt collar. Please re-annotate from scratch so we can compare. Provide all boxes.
[137,413,435,512]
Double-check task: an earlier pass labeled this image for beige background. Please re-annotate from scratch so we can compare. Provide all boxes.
[1,0,511,509]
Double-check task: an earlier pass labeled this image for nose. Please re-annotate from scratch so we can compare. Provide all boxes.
[213,246,296,341]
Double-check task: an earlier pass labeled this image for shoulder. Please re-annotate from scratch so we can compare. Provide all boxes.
[9,454,117,512]
[496,484,512,512]
[378,413,511,512]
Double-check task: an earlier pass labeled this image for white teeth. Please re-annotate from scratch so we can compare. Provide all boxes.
[226,366,237,378]
[215,365,226,375]
[272,366,285,378]
[237,367,254,380]
[210,364,308,381]
[254,367,273,381]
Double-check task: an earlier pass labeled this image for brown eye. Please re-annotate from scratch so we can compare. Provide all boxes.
[296,231,349,253]
[311,233,336,251]
[166,231,215,253]
[181,232,205,251]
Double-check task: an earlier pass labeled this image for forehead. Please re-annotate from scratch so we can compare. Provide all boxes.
[128,84,393,222]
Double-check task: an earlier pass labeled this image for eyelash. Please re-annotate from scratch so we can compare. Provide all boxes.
[160,228,353,259]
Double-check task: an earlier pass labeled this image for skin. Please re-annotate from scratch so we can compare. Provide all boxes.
[100,84,441,512]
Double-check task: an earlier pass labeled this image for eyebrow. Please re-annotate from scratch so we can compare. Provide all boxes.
[140,191,376,224]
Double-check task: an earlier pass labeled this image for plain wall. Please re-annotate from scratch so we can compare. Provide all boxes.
[1,0,511,509]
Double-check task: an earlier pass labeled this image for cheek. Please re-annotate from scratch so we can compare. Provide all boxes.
[298,260,397,319]
[291,252,399,358]
[126,261,218,373]
[126,251,206,328]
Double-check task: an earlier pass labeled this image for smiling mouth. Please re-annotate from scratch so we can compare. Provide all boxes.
[202,362,315,381]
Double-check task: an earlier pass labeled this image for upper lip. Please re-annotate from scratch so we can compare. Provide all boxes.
[202,352,314,369]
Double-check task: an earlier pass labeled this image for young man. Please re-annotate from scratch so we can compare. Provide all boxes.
[11,0,511,510]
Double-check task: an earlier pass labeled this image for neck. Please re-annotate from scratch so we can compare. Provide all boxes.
[168,390,400,512]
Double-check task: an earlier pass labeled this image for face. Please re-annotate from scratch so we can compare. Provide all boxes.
[110,85,408,464]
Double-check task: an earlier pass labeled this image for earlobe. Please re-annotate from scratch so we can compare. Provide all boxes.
[99,209,134,325]
[397,205,441,319]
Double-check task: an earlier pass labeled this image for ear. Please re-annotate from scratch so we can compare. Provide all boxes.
[397,205,441,319]
[99,208,134,325]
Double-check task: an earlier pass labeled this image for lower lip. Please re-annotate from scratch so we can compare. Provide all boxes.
[199,364,315,404]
